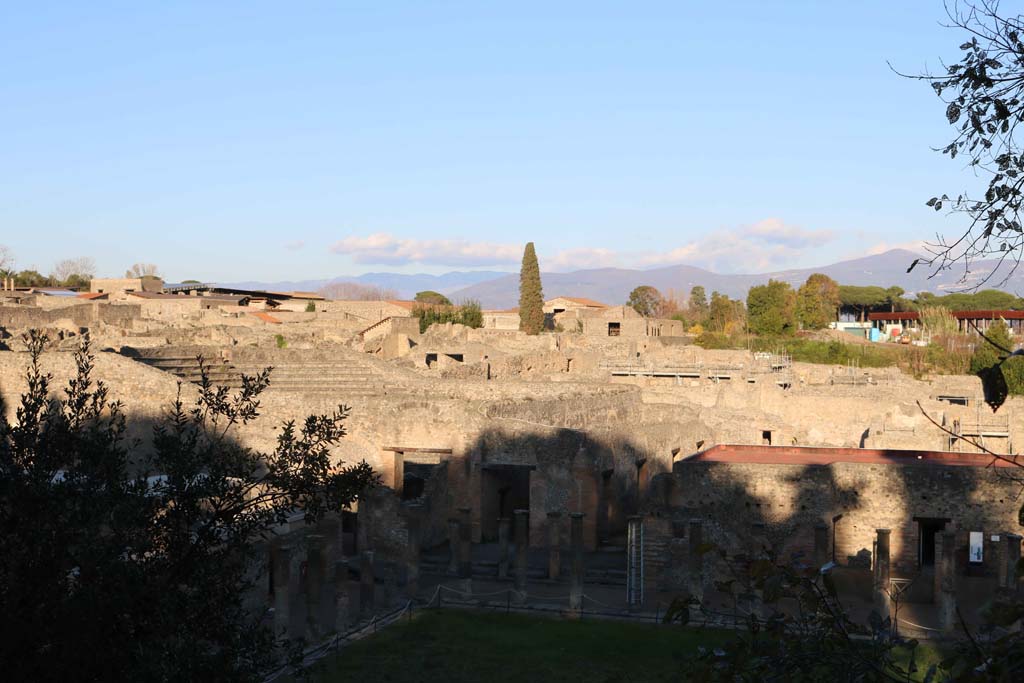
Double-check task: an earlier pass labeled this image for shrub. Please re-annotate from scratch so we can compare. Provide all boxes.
[275,334,287,349]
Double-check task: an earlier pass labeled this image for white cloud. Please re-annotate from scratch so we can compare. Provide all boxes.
[330,233,522,266]
[635,219,836,272]
[864,240,927,256]
[543,247,620,271]
[742,218,835,248]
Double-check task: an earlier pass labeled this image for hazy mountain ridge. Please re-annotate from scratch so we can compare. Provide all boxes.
[223,270,510,298]
[449,249,1024,309]
[222,250,1024,308]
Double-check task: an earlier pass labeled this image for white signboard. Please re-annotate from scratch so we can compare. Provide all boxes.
[969,531,984,563]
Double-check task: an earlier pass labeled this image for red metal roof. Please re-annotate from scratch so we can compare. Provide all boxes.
[868,310,1024,321]
[682,444,1018,468]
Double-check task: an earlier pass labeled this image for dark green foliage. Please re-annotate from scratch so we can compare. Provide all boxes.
[627,285,662,317]
[917,289,1024,311]
[747,279,796,335]
[14,269,53,287]
[413,300,484,333]
[0,332,378,681]
[706,291,745,333]
[518,242,544,335]
[969,319,1024,409]
[414,290,452,306]
[678,549,941,682]
[689,285,708,318]
[275,333,287,348]
[796,273,840,330]
[305,300,316,312]
[906,2,1024,280]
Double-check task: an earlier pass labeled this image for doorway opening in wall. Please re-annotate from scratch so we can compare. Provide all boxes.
[341,510,358,556]
[762,430,772,446]
[608,322,621,337]
[403,462,434,501]
[480,464,532,542]
[425,353,438,368]
[915,517,949,567]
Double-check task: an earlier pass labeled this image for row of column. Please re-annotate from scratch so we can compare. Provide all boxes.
[872,528,1022,633]
[449,509,586,607]
[271,512,427,643]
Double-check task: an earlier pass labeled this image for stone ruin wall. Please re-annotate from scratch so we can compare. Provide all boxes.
[659,457,1020,592]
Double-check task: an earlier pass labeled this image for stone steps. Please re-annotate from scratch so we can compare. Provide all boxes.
[129,355,388,395]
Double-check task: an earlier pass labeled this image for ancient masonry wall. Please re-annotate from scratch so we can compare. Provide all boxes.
[666,458,1020,578]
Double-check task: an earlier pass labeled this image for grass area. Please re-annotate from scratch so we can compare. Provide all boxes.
[312,609,731,683]
[694,333,908,369]
[311,609,951,683]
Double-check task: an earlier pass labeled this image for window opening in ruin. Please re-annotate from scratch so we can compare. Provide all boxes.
[608,322,621,336]
[915,517,948,567]
[446,353,464,363]
[761,430,772,446]
[425,353,438,367]
[401,475,425,500]
[553,308,565,315]
[969,531,984,563]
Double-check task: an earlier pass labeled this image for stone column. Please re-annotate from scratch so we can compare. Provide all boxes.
[1004,533,1022,592]
[393,450,405,497]
[547,512,562,580]
[334,558,350,631]
[458,507,472,579]
[447,518,459,575]
[514,509,529,600]
[872,529,891,620]
[937,531,957,633]
[626,515,644,607]
[687,519,704,600]
[272,542,293,640]
[497,517,511,579]
[406,513,421,599]
[813,524,830,568]
[305,534,326,639]
[569,513,585,614]
[360,550,375,615]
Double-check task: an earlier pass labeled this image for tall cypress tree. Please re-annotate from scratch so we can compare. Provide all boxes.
[518,242,544,334]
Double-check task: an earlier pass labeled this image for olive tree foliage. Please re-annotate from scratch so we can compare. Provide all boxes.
[627,285,663,317]
[796,273,841,330]
[747,279,797,336]
[902,1,1024,285]
[672,539,1024,682]
[0,332,378,681]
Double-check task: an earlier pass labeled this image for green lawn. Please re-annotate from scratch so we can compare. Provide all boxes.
[312,609,731,683]
[311,609,950,683]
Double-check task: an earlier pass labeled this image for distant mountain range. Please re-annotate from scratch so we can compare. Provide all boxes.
[223,270,509,299]
[225,249,1024,309]
[448,249,1024,309]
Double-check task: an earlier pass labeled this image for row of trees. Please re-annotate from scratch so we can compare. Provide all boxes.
[0,248,169,290]
[0,248,98,289]
[411,300,483,333]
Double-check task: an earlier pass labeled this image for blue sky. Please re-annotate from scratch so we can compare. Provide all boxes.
[0,1,987,281]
